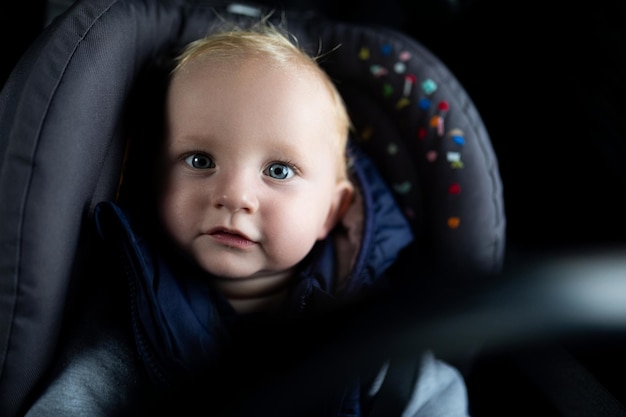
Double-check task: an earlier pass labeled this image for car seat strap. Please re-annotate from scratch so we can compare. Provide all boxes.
[368,356,421,417]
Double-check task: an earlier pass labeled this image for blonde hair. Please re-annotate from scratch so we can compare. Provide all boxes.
[171,23,352,179]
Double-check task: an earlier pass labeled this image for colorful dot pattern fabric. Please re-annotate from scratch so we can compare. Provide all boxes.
[303,23,505,273]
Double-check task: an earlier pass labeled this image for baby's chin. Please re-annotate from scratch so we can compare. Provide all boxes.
[202,264,295,298]
[225,291,289,314]
[208,268,294,314]
[198,260,284,281]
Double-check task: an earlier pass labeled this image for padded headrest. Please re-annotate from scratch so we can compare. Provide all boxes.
[0,0,504,415]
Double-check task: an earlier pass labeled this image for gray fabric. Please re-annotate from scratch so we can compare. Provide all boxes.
[402,351,470,417]
[24,332,146,417]
[24,279,152,417]
[367,351,470,417]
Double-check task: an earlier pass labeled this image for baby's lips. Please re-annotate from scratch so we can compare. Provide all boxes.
[206,227,256,248]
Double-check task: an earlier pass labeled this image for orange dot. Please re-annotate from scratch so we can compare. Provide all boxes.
[447,217,460,229]
[361,126,374,140]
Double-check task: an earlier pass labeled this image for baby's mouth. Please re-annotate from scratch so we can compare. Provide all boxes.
[208,228,256,248]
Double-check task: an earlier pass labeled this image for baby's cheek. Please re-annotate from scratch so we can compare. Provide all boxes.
[275,214,318,264]
[276,239,317,270]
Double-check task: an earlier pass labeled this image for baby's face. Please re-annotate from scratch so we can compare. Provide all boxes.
[159,56,351,302]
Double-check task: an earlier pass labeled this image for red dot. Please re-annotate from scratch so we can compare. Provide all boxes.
[437,101,450,111]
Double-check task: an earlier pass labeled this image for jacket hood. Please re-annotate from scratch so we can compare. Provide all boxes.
[344,144,414,292]
[281,144,414,312]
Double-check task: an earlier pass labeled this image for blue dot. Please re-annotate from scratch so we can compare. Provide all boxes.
[418,98,431,110]
[452,135,465,146]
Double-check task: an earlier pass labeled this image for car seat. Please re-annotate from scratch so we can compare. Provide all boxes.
[0,0,505,416]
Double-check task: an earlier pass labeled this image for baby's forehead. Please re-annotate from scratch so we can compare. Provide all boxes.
[168,43,349,149]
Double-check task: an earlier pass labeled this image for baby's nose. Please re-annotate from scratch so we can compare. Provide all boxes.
[212,172,259,213]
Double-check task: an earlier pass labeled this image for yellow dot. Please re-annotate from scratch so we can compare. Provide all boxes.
[448,128,464,137]
[359,47,370,60]
[396,98,410,110]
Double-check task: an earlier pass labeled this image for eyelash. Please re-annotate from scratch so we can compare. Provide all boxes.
[272,160,298,172]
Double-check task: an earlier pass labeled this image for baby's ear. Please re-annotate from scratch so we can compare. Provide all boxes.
[318,180,355,239]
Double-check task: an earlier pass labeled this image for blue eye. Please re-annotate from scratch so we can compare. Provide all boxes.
[184,154,214,169]
[265,162,294,180]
